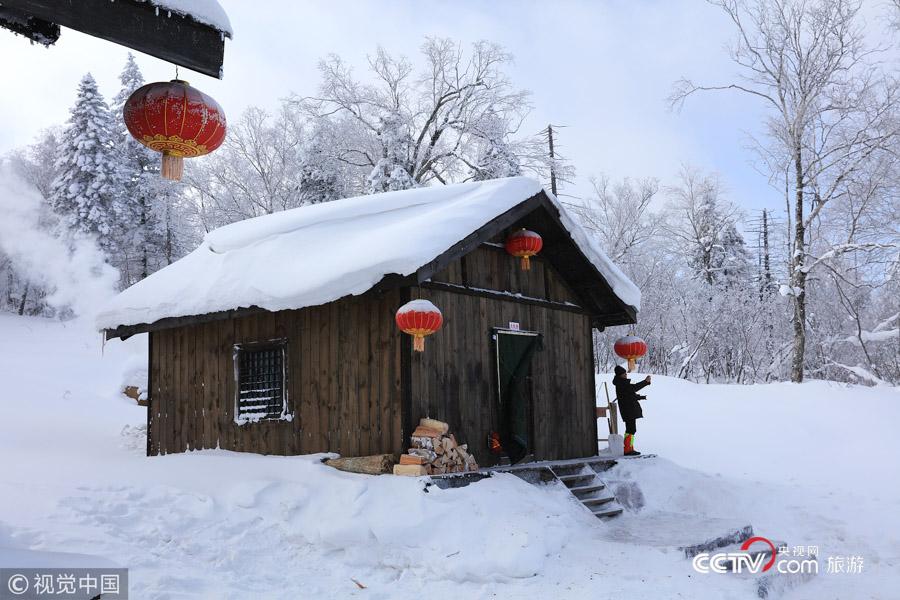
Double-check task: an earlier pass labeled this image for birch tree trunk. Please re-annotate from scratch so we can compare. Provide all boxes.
[790,144,807,382]
[669,0,899,383]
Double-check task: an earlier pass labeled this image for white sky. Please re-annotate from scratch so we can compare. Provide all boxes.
[0,0,895,215]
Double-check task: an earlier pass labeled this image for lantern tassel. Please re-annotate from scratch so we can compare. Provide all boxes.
[520,256,531,271]
[161,153,184,181]
[413,335,425,352]
[627,357,636,372]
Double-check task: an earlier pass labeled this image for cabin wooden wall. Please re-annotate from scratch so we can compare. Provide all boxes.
[147,289,404,456]
[429,245,583,306]
[409,245,599,466]
[148,244,599,465]
[407,288,598,466]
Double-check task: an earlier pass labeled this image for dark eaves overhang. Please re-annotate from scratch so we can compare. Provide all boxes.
[0,0,229,78]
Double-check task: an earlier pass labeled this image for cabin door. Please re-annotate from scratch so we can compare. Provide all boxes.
[493,329,541,464]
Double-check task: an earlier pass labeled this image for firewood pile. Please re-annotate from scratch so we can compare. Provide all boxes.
[393,418,479,476]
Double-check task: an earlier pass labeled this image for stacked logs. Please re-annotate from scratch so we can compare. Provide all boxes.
[392,418,479,476]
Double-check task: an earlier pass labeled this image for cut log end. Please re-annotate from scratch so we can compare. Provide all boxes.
[324,454,395,475]
[400,419,479,475]
[393,464,428,477]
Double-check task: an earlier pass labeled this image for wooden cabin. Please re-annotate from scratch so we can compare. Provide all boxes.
[99,177,640,466]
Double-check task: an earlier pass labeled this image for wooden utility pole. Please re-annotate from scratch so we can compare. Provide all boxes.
[762,209,771,294]
[546,124,558,196]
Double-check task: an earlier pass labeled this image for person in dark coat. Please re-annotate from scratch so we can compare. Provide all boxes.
[612,365,650,456]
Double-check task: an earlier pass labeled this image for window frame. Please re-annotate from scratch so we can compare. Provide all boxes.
[232,338,292,425]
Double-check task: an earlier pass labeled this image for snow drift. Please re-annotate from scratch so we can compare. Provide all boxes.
[2,316,898,598]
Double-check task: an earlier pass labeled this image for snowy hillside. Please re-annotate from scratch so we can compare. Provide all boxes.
[0,314,897,599]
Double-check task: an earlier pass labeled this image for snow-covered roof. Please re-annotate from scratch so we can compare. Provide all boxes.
[144,0,233,36]
[97,177,640,332]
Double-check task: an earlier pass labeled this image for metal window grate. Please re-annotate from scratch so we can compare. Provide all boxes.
[236,343,285,422]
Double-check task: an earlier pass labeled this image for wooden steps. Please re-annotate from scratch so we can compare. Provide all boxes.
[557,473,595,485]
[549,462,624,519]
[430,456,626,519]
[569,483,606,496]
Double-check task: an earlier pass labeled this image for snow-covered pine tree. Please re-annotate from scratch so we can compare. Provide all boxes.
[688,188,722,285]
[49,73,126,252]
[298,136,346,204]
[111,54,168,282]
[366,112,417,194]
[679,174,750,288]
[716,220,751,288]
[470,112,521,181]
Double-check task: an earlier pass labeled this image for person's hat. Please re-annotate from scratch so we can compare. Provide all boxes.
[614,365,626,376]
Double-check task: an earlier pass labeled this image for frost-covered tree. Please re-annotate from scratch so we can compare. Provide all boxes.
[49,73,125,250]
[185,104,354,231]
[4,129,64,314]
[294,39,541,191]
[573,175,660,264]
[298,135,346,204]
[581,169,793,383]
[366,111,417,193]
[469,112,521,181]
[111,54,170,283]
[9,127,62,202]
[666,167,750,288]
[671,0,900,382]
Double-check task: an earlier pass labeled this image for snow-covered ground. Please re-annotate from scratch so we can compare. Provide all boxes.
[1,314,897,599]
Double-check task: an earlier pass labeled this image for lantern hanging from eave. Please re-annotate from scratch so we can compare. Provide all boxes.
[123,79,227,181]
[614,335,647,372]
[396,299,443,352]
[505,228,543,271]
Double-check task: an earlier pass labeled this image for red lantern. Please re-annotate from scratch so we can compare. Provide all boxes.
[396,300,443,352]
[123,80,227,181]
[614,335,647,372]
[505,229,543,271]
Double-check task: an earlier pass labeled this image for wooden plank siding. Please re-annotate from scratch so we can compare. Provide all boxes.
[408,229,599,466]
[148,289,404,457]
[147,222,601,465]
[430,245,583,307]
[406,287,598,467]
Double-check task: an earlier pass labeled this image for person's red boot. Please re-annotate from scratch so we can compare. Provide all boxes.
[624,434,641,456]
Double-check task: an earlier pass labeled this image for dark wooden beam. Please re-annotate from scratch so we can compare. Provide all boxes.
[0,6,59,45]
[2,0,227,78]
[105,305,268,340]
[420,281,589,315]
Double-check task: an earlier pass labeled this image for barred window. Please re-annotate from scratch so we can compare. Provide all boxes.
[233,340,290,424]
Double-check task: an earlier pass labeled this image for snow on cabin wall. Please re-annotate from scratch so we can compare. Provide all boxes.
[97,178,640,333]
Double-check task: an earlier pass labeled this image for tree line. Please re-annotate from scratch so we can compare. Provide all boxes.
[1,2,897,385]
